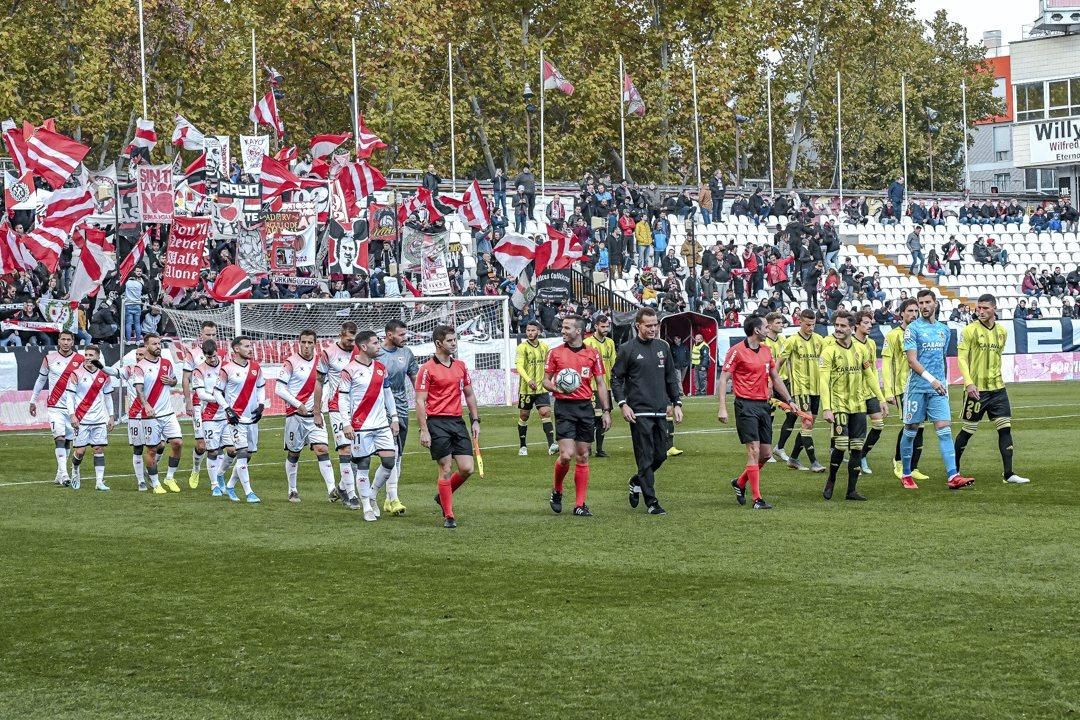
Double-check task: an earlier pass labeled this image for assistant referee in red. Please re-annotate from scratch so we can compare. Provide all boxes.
[718,315,800,510]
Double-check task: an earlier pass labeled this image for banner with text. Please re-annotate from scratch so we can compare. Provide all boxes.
[163,216,210,289]
[240,135,269,175]
[137,164,174,224]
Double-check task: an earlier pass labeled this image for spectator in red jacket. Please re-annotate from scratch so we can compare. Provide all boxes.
[766,252,796,303]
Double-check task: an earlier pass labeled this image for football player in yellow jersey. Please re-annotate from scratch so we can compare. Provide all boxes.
[880,299,928,486]
[584,314,618,457]
[819,310,886,501]
[953,294,1029,484]
[776,309,826,472]
[516,321,556,456]
[762,312,787,463]
[852,310,889,475]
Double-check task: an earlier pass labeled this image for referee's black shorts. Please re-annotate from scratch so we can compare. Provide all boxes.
[554,399,595,443]
[427,416,472,460]
[734,397,774,445]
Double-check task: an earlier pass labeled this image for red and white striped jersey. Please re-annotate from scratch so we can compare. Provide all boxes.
[216,359,266,422]
[183,342,207,406]
[37,350,85,408]
[67,366,114,425]
[278,352,320,416]
[338,359,396,431]
[120,364,146,419]
[193,360,225,421]
[133,357,178,417]
[316,342,357,412]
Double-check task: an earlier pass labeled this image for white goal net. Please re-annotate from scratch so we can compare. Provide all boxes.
[158,296,514,408]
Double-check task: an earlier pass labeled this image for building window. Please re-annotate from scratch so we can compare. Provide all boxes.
[994,173,1011,190]
[1041,168,1056,190]
[1026,168,1057,192]
[1073,78,1080,116]
[993,126,1011,161]
[1015,82,1045,122]
[1048,79,1070,118]
[992,78,1007,100]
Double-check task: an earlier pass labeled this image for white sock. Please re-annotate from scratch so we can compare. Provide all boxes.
[317,458,336,493]
[166,457,178,481]
[387,456,401,502]
[55,447,67,474]
[147,467,160,488]
[235,457,252,494]
[356,470,371,510]
[339,455,354,496]
[286,459,298,493]
[132,454,145,484]
[207,455,221,484]
[193,450,206,472]
[94,455,106,485]
[373,463,390,494]
[219,454,235,483]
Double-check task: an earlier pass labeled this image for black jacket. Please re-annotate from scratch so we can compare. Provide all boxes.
[611,336,682,414]
[492,175,507,193]
[422,171,441,192]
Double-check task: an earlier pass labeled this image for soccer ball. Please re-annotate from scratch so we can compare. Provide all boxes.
[555,368,582,393]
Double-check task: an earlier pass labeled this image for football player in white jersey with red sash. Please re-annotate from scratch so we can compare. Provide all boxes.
[29,330,84,486]
[314,321,360,509]
[276,329,338,503]
[181,320,218,489]
[338,330,400,522]
[131,333,184,492]
[192,339,228,497]
[210,335,265,503]
[66,344,116,492]
[119,346,159,492]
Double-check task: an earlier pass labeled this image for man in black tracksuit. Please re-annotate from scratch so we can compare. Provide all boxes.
[611,307,684,515]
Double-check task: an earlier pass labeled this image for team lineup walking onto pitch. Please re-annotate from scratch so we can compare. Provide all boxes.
[32,296,1029,524]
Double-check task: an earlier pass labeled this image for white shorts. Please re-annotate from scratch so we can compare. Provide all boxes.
[127,417,146,446]
[226,423,259,452]
[191,408,205,440]
[328,411,350,450]
[350,426,396,459]
[146,413,183,444]
[47,407,74,441]
[75,423,109,448]
[203,419,227,452]
[284,414,329,453]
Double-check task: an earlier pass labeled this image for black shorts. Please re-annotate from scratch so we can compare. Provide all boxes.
[734,398,774,445]
[793,394,821,416]
[427,416,473,461]
[592,388,614,415]
[554,399,595,443]
[962,388,1012,422]
[518,392,552,411]
[396,413,409,454]
[865,397,882,416]
[830,411,868,448]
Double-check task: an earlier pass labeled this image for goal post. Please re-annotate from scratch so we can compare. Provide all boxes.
[160,296,515,408]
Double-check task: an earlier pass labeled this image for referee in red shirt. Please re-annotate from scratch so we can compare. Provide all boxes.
[718,315,799,510]
[415,325,482,529]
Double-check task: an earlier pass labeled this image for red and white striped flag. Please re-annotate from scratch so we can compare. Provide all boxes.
[182,153,207,196]
[250,90,285,139]
[542,60,575,96]
[2,119,31,175]
[27,127,90,189]
[397,187,444,225]
[493,232,536,280]
[41,186,95,227]
[22,217,71,272]
[274,145,298,163]
[259,154,301,202]
[117,227,149,285]
[309,132,351,159]
[124,117,158,155]
[67,227,115,301]
[622,74,646,118]
[171,114,205,150]
[4,169,34,212]
[458,179,491,228]
[534,224,583,275]
[356,114,387,158]
[206,264,253,302]
[338,160,386,214]
[1,218,36,273]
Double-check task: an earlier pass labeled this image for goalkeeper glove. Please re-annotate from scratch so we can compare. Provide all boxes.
[251,404,264,423]
[225,407,240,425]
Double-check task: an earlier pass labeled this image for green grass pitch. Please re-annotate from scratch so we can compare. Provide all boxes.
[1,382,1078,719]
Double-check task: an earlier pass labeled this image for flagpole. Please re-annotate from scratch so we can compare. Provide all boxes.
[691,62,702,189]
[136,0,148,119]
[540,47,545,198]
[619,54,626,180]
[961,79,971,193]
[448,42,457,192]
[836,71,843,210]
[352,37,360,157]
[251,29,258,134]
[766,69,775,196]
[901,75,908,205]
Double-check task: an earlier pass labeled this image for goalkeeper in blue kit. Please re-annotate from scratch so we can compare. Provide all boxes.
[900,290,975,490]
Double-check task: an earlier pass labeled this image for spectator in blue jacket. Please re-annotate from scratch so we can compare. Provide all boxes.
[887,176,905,218]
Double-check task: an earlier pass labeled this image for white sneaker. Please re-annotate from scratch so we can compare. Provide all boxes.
[138,481,148,492]
[766,456,777,463]
[548,443,559,455]
[53,470,66,486]
[369,495,381,517]
[775,449,791,464]
[96,482,110,492]
[518,447,528,456]
[363,507,378,522]
[1004,474,1030,484]
[70,468,81,490]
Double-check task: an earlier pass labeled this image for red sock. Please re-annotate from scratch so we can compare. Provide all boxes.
[553,460,570,493]
[573,463,589,507]
[736,467,749,489]
[438,477,454,517]
[746,464,761,501]
[449,472,466,491]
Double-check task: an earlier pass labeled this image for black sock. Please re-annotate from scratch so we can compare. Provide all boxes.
[802,433,818,464]
[666,418,675,443]
[864,425,882,457]
[790,434,804,460]
[777,413,797,450]
[912,427,925,468]
[998,428,1014,478]
[828,447,844,485]
[72,454,83,468]
[894,431,903,462]
[847,450,863,495]
[954,429,974,470]
[595,424,605,452]
[542,420,554,446]
[518,421,528,448]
